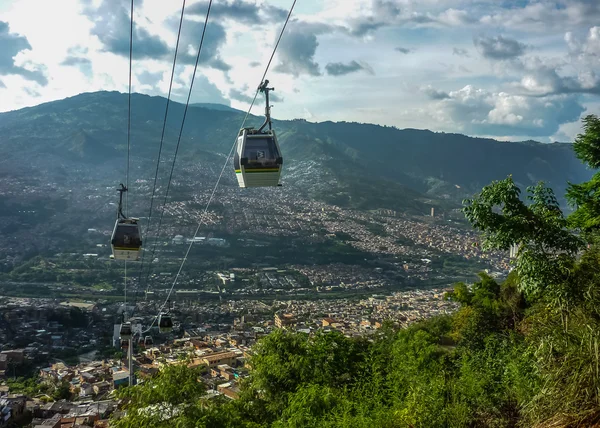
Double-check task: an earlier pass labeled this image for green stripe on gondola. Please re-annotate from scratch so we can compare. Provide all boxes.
[113,247,141,251]
[245,168,280,173]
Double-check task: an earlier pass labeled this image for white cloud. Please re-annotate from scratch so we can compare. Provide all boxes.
[431,85,585,136]
[480,0,600,32]
[566,26,600,62]
[421,85,450,100]
[0,0,599,143]
[510,28,600,97]
[437,8,475,26]
[473,35,527,60]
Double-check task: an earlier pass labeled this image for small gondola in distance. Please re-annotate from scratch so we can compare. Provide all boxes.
[110,183,142,261]
[158,313,173,334]
[120,322,132,340]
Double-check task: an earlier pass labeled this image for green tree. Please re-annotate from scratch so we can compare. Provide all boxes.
[567,115,600,237]
[52,380,72,401]
[7,375,50,397]
[458,116,600,426]
[111,364,206,427]
[463,177,582,298]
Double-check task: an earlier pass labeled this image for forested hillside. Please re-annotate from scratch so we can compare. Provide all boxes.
[108,117,600,427]
[0,91,591,211]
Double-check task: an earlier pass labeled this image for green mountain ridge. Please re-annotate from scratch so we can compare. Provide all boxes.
[189,102,242,113]
[0,91,591,213]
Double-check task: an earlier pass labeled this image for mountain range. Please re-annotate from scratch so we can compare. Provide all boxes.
[0,90,592,215]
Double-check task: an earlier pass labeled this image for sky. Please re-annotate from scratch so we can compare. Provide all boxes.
[0,0,599,143]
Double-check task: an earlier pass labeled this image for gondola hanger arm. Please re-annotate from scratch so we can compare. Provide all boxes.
[117,183,128,219]
[258,80,275,133]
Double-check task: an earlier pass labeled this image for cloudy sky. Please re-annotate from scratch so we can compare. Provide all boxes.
[0,0,599,143]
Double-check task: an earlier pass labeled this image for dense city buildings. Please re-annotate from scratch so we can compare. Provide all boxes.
[0,153,511,426]
[0,284,458,426]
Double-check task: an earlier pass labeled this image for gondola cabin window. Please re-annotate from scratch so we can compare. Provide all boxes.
[113,222,141,248]
[244,137,279,167]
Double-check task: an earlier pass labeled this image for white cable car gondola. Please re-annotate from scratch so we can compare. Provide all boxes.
[158,313,173,334]
[234,80,283,188]
[144,336,153,347]
[120,322,132,341]
[110,184,142,261]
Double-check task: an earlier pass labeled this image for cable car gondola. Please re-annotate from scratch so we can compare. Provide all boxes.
[234,80,283,188]
[158,313,173,334]
[144,336,154,347]
[111,218,142,260]
[120,322,132,341]
[110,184,142,261]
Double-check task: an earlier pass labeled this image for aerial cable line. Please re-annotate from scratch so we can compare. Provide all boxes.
[125,0,135,382]
[123,0,134,319]
[140,0,215,299]
[134,0,187,296]
[126,0,134,217]
[148,0,298,322]
[120,0,214,319]
[257,0,297,95]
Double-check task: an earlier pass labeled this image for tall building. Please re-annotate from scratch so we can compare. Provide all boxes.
[112,324,121,348]
[509,243,520,259]
[274,313,296,329]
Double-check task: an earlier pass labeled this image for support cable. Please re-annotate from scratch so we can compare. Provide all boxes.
[123,0,134,320]
[143,0,298,327]
[134,0,188,297]
[126,0,133,218]
[141,0,214,298]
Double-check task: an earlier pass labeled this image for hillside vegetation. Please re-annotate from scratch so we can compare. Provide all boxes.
[0,91,591,212]
[110,116,600,427]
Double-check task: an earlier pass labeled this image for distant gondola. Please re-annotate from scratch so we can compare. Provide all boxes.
[158,313,173,334]
[110,184,142,261]
[234,80,283,188]
[120,322,132,341]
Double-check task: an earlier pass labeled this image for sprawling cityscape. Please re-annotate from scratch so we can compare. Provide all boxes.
[2,0,599,422]
[0,168,516,426]
[0,286,459,426]
[0,119,527,425]
[0,131,522,424]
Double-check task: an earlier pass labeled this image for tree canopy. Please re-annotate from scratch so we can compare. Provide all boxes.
[567,115,600,235]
